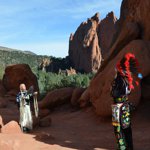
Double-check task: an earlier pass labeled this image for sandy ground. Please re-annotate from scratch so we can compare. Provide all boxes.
[0,100,150,150]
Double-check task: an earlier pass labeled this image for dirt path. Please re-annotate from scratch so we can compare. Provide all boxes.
[0,101,150,150]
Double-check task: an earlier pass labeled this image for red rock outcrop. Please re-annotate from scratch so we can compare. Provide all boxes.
[119,0,150,40]
[88,0,150,117]
[39,58,52,72]
[69,13,102,73]
[98,12,117,59]
[66,67,76,76]
[39,87,74,109]
[79,88,91,108]
[102,0,150,67]
[70,88,85,107]
[1,120,22,134]
[58,67,76,76]
[2,64,39,94]
[89,40,150,116]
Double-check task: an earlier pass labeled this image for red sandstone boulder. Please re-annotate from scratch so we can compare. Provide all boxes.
[71,88,85,107]
[89,40,150,116]
[2,64,39,93]
[69,13,102,73]
[39,87,74,109]
[1,120,22,134]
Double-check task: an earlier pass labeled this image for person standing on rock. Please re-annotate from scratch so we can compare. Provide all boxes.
[16,83,38,133]
[111,53,143,150]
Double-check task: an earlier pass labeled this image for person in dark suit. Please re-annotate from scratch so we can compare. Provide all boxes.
[111,53,143,150]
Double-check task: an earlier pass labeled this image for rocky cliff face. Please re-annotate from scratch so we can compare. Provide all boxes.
[104,0,150,64]
[69,11,118,73]
[89,0,150,116]
[120,0,150,40]
[69,13,102,73]
[98,11,117,59]
[90,40,150,116]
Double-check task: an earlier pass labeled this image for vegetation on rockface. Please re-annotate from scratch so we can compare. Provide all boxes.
[0,49,71,79]
[37,70,95,95]
[0,48,95,98]
[0,49,44,79]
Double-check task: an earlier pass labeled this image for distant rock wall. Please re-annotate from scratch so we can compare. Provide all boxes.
[69,12,118,73]
[98,11,117,59]
[69,13,102,73]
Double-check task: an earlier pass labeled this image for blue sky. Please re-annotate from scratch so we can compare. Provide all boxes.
[0,0,122,57]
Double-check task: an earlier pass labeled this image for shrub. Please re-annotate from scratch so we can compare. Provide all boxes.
[37,71,95,95]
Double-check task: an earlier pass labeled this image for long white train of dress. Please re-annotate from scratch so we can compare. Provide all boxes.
[19,104,33,130]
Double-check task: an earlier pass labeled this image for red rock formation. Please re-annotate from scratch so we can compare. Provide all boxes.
[103,0,150,66]
[58,67,76,76]
[120,0,150,40]
[2,64,39,93]
[69,13,102,73]
[0,80,6,96]
[1,120,22,134]
[39,87,74,109]
[87,0,150,117]
[0,97,7,108]
[39,58,51,72]
[90,40,150,116]
[66,67,76,76]
[98,11,117,59]
[79,88,90,108]
[70,87,85,107]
